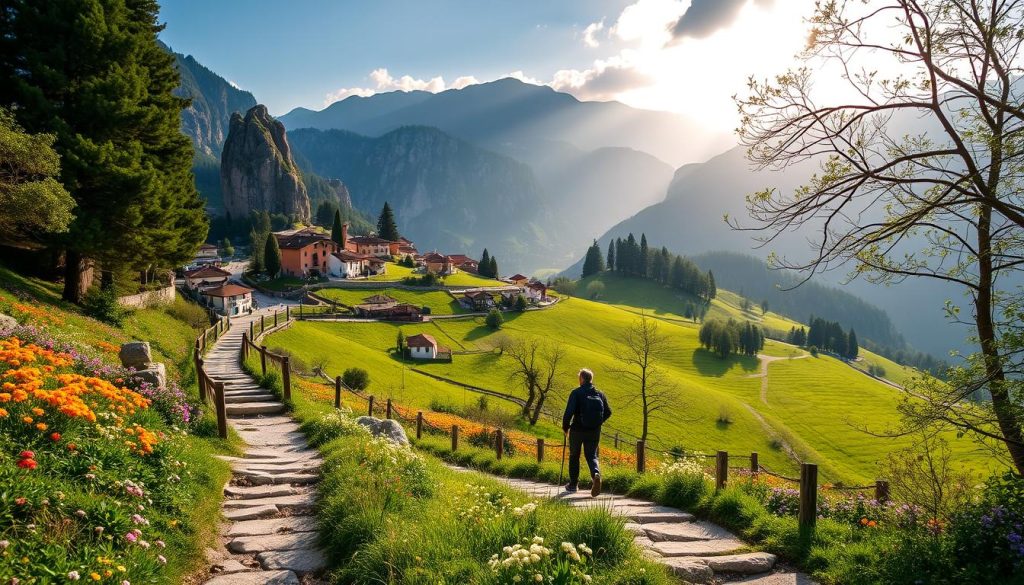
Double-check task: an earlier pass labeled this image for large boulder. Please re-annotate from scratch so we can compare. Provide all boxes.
[134,362,166,391]
[0,313,17,331]
[119,342,153,369]
[220,105,310,221]
[355,416,410,446]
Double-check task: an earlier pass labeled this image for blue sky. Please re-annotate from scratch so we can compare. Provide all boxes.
[158,0,815,132]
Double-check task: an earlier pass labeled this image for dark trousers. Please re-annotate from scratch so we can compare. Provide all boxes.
[567,428,600,486]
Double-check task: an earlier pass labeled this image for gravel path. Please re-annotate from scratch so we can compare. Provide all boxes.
[200,311,326,585]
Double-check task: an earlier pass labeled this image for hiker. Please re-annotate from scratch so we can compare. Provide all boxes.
[562,368,611,496]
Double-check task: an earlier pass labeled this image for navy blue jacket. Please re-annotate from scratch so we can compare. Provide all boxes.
[562,383,612,432]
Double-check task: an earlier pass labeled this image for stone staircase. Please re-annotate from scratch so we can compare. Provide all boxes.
[200,311,327,585]
[452,468,817,585]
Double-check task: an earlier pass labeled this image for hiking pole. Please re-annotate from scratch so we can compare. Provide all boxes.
[558,430,567,487]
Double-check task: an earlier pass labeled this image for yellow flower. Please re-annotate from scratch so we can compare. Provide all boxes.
[90,572,100,581]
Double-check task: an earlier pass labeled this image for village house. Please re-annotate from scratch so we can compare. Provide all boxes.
[193,243,220,264]
[184,265,231,290]
[352,297,423,321]
[275,227,340,278]
[463,290,494,311]
[328,250,386,278]
[347,235,392,258]
[405,333,451,360]
[389,237,417,256]
[447,254,479,274]
[422,252,456,275]
[524,280,548,302]
[200,283,253,317]
[507,273,529,286]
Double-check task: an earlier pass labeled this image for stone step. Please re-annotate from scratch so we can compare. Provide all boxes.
[257,549,327,574]
[224,394,278,404]
[649,538,747,557]
[629,510,696,524]
[722,573,817,584]
[642,521,737,542]
[203,570,299,585]
[233,470,320,486]
[234,461,320,474]
[228,531,320,554]
[223,516,318,537]
[223,504,280,521]
[224,484,297,499]
[698,552,777,575]
[227,403,287,416]
[223,493,315,510]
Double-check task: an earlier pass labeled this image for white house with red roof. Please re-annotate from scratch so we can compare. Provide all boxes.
[406,333,450,360]
[184,265,231,290]
[199,283,254,316]
[507,274,529,286]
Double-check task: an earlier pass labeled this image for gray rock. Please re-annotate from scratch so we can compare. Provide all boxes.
[204,570,299,585]
[700,552,777,574]
[356,416,410,446]
[134,362,166,390]
[223,516,318,537]
[256,548,327,573]
[0,313,17,330]
[211,559,250,574]
[650,538,746,557]
[228,531,320,554]
[119,341,152,369]
[663,558,714,583]
[642,521,737,542]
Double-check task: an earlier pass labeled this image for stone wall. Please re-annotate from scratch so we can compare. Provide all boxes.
[117,284,176,309]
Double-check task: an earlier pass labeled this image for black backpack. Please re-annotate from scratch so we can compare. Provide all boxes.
[577,387,605,430]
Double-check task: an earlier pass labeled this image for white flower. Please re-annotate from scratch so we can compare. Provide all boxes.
[67,572,80,581]
[534,574,543,583]
[530,553,541,563]
[532,536,544,545]
[513,577,522,583]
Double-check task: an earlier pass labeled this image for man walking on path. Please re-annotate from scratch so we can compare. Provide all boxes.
[562,368,612,496]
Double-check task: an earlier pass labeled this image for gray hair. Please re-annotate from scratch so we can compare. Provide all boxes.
[578,368,594,384]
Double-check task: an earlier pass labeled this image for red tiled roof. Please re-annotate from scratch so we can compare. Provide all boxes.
[185,265,231,278]
[422,252,450,263]
[349,235,393,245]
[448,254,476,265]
[275,230,332,249]
[201,284,253,298]
[527,281,547,290]
[464,290,491,299]
[198,243,218,251]
[509,274,529,281]
[406,333,437,348]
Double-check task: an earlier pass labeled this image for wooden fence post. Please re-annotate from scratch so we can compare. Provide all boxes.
[875,480,890,503]
[495,429,503,460]
[195,353,206,403]
[260,345,267,376]
[274,311,279,327]
[286,305,290,320]
[249,320,254,341]
[367,395,374,416]
[240,332,247,360]
[750,452,759,473]
[282,356,291,401]
[636,440,646,473]
[416,411,423,439]
[537,438,545,463]
[451,425,460,451]
[334,376,342,409]
[260,314,265,334]
[799,463,819,529]
[214,382,227,440]
[614,432,619,449]
[386,398,393,419]
[716,451,728,491]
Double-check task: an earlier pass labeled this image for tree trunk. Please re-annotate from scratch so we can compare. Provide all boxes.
[529,392,546,425]
[62,250,93,303]
[976,205,1024,474]
[522,384,537,418]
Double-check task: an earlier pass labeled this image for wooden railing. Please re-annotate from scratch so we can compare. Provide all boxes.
[240,308,293,401]
[192,315,231,439]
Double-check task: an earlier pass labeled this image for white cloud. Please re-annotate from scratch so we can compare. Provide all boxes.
[450,75,481,90]
[228,79,241,89]
[610,0,686,47]
[506,70,543,85]
[582,19,605,48]
[550,53,651,101]
[323,68,482,106]
[322,86,376,106]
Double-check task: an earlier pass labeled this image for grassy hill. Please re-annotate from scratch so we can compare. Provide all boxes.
[315,287,468,315]
[267,273,993,484]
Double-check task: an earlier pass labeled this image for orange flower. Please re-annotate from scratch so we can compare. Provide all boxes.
[22,416,32,424]
[860,517,869,526]
[0,408,7,417]
[35,422,48,431]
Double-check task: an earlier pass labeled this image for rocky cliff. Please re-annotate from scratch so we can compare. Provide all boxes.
[220,105,311,221]
[170,48,257,157]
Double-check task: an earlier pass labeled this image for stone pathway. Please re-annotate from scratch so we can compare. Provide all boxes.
[451,467,816,585]
[200,311,326,585]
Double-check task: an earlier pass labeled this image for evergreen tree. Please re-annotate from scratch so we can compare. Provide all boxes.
[515,294,528,312]
[480,249,491,277]
[625,233,638,275]
[581,240,605,278]
[706,270,717,300]
[0,0,207,301]
[264,233,282,278]
[489,256,498,279]
[639,233,649,278]
[219,238,235,258]
[315,201,339,228]
[331,210,344,246]
[248,229,264,273]
[257,211,272,235]
[376,201,400,241]
[847,329,859,360]
[396,330,405,355]
[607,240,615,271]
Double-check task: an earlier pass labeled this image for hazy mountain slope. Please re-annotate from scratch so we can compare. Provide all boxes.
[170,48,257,157]
[288,126,564,269]
[565,146,968,357]
[279,78,727,167]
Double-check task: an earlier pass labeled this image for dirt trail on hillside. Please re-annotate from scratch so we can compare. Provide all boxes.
[749,353,810,405]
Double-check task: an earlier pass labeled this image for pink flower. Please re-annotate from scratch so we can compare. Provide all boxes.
[157,555,166,565]
[124,532,138,543]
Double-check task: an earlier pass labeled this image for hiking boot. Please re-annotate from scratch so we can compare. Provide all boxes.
[591,473,602,497]
[564,483,578,493]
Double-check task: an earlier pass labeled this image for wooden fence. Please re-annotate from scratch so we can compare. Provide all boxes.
[240,307,294,401]
[192,315,231,439]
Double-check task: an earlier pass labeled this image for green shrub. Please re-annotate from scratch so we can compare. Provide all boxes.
[83,285,127,325]
[659,471,710,510]
[485,308,503,329]
[342,367,370,391]
[164,297,209,328]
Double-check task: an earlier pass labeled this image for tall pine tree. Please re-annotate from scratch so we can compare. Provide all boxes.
[607,240,615,271]
[331,210,344,246]
[489,256,498,279]
[847,329,859,360]
[264,233,282,278]
[0,0,207,301]
[639,233,649,278]
[581,240,604,278]
[376,202,400,241]
[480,249,491,277]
